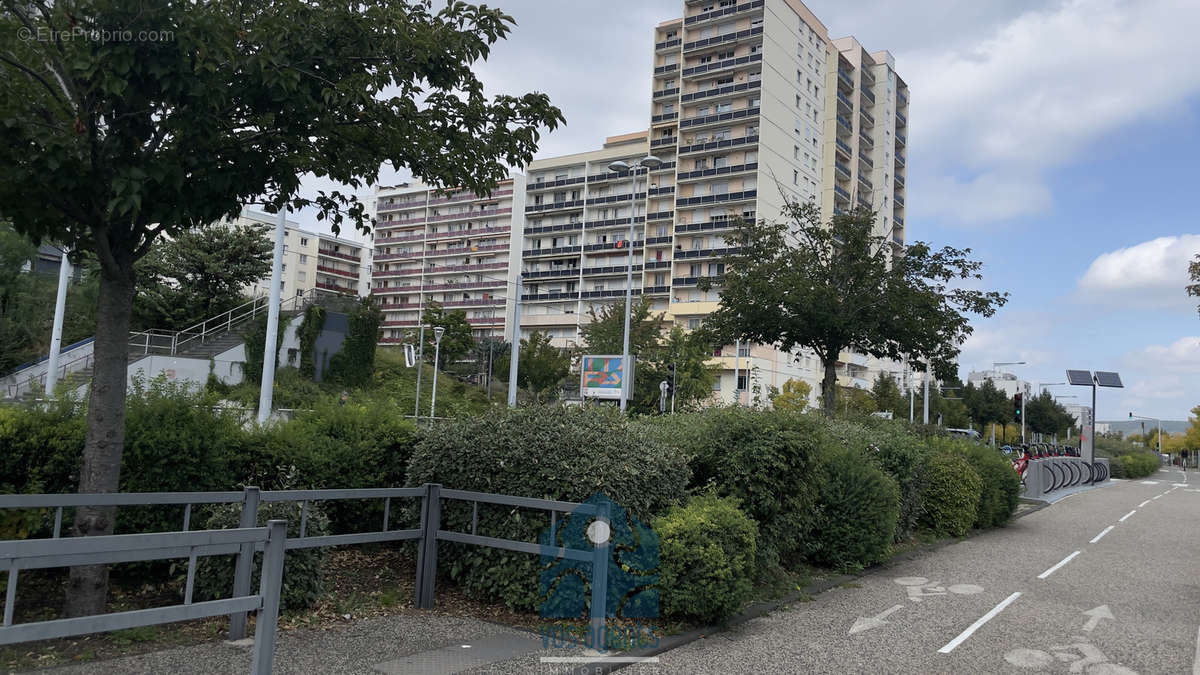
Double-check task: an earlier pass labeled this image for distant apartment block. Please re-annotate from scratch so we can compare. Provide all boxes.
[370,177,526,344]
[232,209,371,300]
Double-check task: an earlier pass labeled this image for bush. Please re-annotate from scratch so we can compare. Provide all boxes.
[653,493,757,626]
[406,405,688,611]
[804,447,900,571]
[927,438,1019,529]
[647,407,828,569]
[1113,452,1158,478]
[823,418,928,541]
[919,452,982,537]
[190,493,328,611]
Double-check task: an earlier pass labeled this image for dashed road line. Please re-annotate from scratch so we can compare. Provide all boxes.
[1090,526,1115,543]
[1119,510,1136,522]
[1038,551,1081,579]
[1154,494,1165,500]
[1139,500,1151,507]
[937,592,1022,654]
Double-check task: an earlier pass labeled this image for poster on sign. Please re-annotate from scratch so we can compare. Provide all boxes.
[580,355,635,400]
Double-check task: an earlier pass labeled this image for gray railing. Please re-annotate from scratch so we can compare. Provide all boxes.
[0,522,287,674]
[0,484,608,644]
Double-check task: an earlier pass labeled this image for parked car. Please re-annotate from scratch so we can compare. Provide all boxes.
[946,428,982,442]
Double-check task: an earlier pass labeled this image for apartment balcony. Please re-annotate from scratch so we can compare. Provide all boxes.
[521,289,643,302]
[835,138,852,160]
[836,115,852,135]
[580,264,644,277]
[894,215,905,227]
[643,285,671,295]
[318,248,360,263]
[672,275,724,287]
[684,0,763,26]
[679,78,761,104]
[587,161,676,184]
[677,133,759,156]
[856,193,871,209]
[525,199,584,214]
[896,111,907,127]
[859,131,874,148]
[427,188,512,206]
[653,63,679,76]
[586,192,644,207]
[671,246,740,260]
[315,281,355,294]
[647,210,676,222]
[526,176,586,192]
[425,207,510,224]
[835,162,852,180]
[645,235,673,245]
[524,221,583,236]
[375,231,425,245]
[681,25,763,53]
[523,266,581,280]
[583,240,644,253]
[644,259,673,270]
[681,52,763,79]
[837,69,853,92]
[836,90,853,112]
[859,106,875,127]
[649,185,676,197]
[898,90,909,106]
[655,37,682,52]
[674,212,754,233]
[675,161,758,182]
[891,233,904,247]
[833,185,851,202]
[678,106,759,131]
[896,132,906,147]
[316,265,358,280]
[653,86,680,99]
[860,86,875,104]
[675,188,757,208]
[522,244,583,258]
[425,225,510,243]
[420,243,510,259]
[376,199,427,214]
[858,151,873,168]
[894,194,904,207]
[895,173,905,187]
[651,111,679,124]
[423,298,505,310]
[858,172,873,190]
[895,152,905,167]
[420,262,507,275]
[650,135,678,149]
[419,280,503,292]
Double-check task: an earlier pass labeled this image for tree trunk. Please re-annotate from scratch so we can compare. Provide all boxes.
[822,355,838,418]
[65,263,135,618]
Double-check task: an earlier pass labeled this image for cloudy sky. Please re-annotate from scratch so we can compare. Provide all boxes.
[298,0,1200,421]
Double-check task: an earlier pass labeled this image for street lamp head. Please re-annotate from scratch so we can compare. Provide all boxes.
[607,160,631,173]
[639,155,664,170]
[433,326,445,343]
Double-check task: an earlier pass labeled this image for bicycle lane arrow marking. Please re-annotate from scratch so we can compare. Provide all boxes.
[1082,605,1114,632]
[848,604,905,635]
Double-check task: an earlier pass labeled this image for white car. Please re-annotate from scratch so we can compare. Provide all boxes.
[946,428,982,442]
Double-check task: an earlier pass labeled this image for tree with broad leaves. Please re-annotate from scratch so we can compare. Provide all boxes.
[699,203,1007,417]
[0,0,562,616]
[516,330,569,402]
[871,372,905,417]
[1188,254,1200,317]
[418,302,475,369]
[770,378,812,411]
[1025,390,1075,437]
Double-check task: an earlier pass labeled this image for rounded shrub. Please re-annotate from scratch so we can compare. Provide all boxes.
[653,493,757,626]
[919,452,982,537]
[406,405,688,611]
[1115,452,1158,478]
[649,407,828,569]
[805,447,900,571]
[926,438,1019,529]
[190,497,328,611]
[824,418,928,541]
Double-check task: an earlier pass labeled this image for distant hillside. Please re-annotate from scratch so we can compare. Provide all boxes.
[1099,420,1190,435]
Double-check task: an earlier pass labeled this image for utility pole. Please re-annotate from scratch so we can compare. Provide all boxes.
[733,339,741,406]
[922,361,930,425]
[44,245,71,396]
[257,208,286,424]
[507,276,522,407]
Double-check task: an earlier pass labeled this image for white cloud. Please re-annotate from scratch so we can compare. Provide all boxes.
[904,0,1200,224]
[1076,234,1200,309]
[919,172,1051,224]
[1114,337,1200,419]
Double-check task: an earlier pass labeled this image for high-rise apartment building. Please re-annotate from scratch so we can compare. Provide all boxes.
[234,209,371,300]
[370,177,526,344]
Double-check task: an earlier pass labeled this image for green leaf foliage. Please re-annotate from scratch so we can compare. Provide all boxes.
[823,417,929,542]
[326,298,382,388]
[919,452,983,537]
[1110,452,1158,479]
[516,330,570,402]
[926,437,1020,529]
[804,446,900,571]
[653,493,758,626]
[405,405,688,611]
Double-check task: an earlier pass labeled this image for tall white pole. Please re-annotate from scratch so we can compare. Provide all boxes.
[507,276,522,407]
[430,338,441,422]
[733,339,741,406]
[257,209,286,424]
[44,246,71,396]
[414,321,425,420]
[619,167,638,413]
[922,361,930,424]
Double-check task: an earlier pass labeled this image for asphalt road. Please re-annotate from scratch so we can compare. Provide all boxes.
[624,467,1200,674]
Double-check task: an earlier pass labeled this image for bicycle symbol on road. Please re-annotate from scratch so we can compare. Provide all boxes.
[893,576,984,602]
[1005,638,1137,674]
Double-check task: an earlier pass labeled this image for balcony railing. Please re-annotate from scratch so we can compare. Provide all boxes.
[896,111,907,126]
[425,207,510,224]
[858,173,873,189]
[674,213,754,233]
[425,225,510,242]
[835,162,851,180]
[316,264,358,279]
[651,111,679,124]
[681,52,763,78]
[836,115,852,133]
[858,151,873,168]
[675,188,757,207]
[318,248,360,262]
[651,136,678,148]
[315,281,354,294]
[583,240,644,253]
[680,78,761,104]
[653,87,680,99]
[655,38,681,51]
[525,199,584,214]
[522,245,583,258]
[524,221,584,236]
[836,91,853,110]
[860,87,875,104]
[898,90,909,106]
[894,215,904,227]
[672,275,724,287]
[679,106,759,130]
[376,199,427,213]
[427,188,512,206]
[896,132,906,146]
[526,176,586,192]
[681,25,763,52]
[653,63,679,75]
[837,69,853,89]
[859,107,875,126]
[676,162,757,181]
[859,131,874,147]
[684,0,763,26]
[895,194,904,206]
[677,134,759,155]
[835,138,852,158]
[895,174,905,187]
[834,185,850,201]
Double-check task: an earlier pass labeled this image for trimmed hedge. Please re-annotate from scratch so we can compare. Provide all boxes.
[654,493,758,626]
[406,405,688,611]
[824,418,928,541]
[647,407,828,569]
[1112,452,1158,479]
[804,447,900,571]
[919,452,982,537]
[927,438,1019,529]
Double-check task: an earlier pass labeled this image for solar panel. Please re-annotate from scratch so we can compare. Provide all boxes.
[1095,371,1124,388]
[1066,369,1093,386]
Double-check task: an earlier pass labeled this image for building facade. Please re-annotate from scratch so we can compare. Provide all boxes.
[234,209,371,301]
[370,177,526,344]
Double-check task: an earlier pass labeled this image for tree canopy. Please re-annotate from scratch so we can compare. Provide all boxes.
[516,330,570,402]
[419,302,475,369]
[770,378,812,411]
[1188,254,1199,317]
[871,372,905,416]
[699,203,1007,417]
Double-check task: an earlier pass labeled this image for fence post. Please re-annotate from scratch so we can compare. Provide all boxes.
[229,486,261,640]
[414,483,441,609]
[589,501,610,652]
[251,520,287,675]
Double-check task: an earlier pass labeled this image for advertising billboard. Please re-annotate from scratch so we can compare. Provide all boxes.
[581,355,634,400]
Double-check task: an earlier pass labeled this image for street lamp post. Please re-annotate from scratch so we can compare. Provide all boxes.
[429,326,445,423]
[607,155,663,413]
[1129,412,1162,457]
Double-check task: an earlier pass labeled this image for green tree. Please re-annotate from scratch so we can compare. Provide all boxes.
[579,296,667,412]
[1188,254,1199,317]
[699,203,1007,417]
[1026,391,1074,436]
[0,0,562,616]
[517,331,570,402]
[771,378,812,411]
[419,303,475,369]
[658,325,719,412]
[326,298,383,388]
[871,372,905,416]
[839,386,877,416]
[131,224,272,330]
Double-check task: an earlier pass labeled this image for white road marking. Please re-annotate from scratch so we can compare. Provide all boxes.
[1153,494,1164,500]
[1140,481,1160,485]
[1139,500,1151,507]
[1082,605,1114,632]
[937,592,1022,654]
[848,604,905,635]
[1090,526,1115,543]
[1119,510,1136,522]
[1039,551,1081,579]
[1173,484,1189,488]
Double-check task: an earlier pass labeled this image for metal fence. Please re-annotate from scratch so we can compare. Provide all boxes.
[0,521,287,674]
[0,484,606,658]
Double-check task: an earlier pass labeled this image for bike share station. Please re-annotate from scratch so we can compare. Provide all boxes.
[1014,370,1123,503]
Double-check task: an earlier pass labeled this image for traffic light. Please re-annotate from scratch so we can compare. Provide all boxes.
[666,363,676,395]
[1014,393,1023,420]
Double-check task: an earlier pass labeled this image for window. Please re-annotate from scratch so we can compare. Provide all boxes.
[716,102,732,113]
[297,271,306,281]
[750,96,760,107]
[692,237,704,250]
[736,374,748,390]
[712,181,729,194]
[300,237,309,246]
[707,262,725,276]
[793,169,799,185]
[714,155,729,169]
[689,263,702,276]
[794,145,800,160]
[738,343,750,356]
[694,158,708,170]
[796,94,802,109]
[299,254,308,263]
[688,318,702,330]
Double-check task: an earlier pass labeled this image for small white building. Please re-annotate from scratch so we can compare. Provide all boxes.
[967,369,1031,398]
